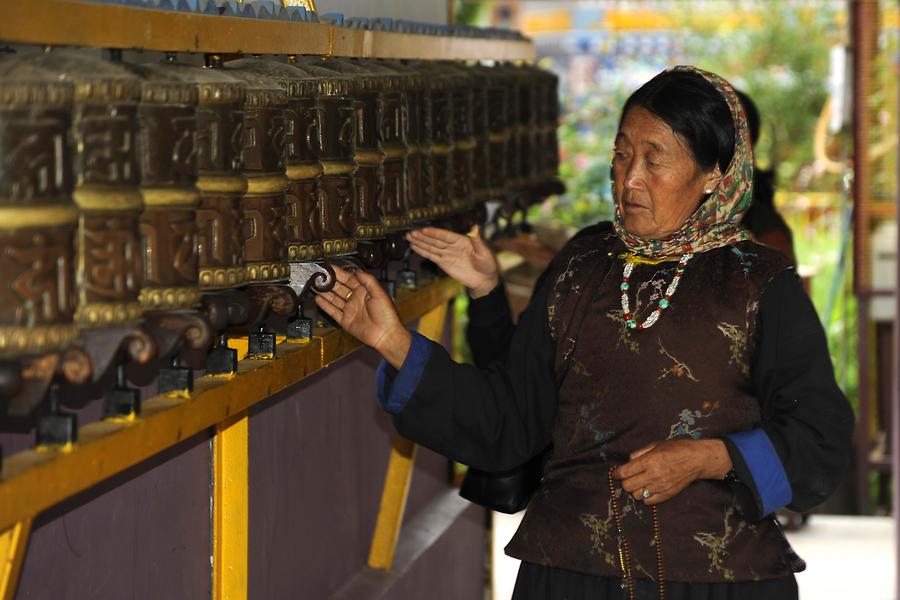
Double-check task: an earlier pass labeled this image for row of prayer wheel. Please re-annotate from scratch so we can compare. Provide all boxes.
[0,49,562,440]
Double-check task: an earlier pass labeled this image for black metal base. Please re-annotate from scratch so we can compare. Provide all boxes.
[36,411,78,446]
[397,269,418,290]
[247,331,276,359]
[158,366,194,396]
[207,345,238,375]
[103,387,141,418]
[287,316,313,342]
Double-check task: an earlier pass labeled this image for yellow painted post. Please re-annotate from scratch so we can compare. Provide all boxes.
[213,412,250,600]
[367,302,448,571]
[0,519,31,600]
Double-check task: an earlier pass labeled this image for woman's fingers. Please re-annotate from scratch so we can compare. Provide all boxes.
[314,294,344,323]
[407,239,442,262]
[416,226,462,244]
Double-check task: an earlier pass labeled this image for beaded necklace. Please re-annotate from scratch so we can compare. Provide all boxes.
[620,253,693,331]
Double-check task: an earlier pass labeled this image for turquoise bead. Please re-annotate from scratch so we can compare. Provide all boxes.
[620,282,630,291]
[626,319,637,329]
[659,298,670,309]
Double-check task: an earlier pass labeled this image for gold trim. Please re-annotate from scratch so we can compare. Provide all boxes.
[199,266,247,289]
[321,161,356,176]
[141,187,200,208]
[382,146,408,160]
[74,187,143,211]
[139,286,203,310]
[0,324,79,357]
[286,163,323,181]
[245,261,290,282]
[287,243,324,261]
[0,206,78,229]
[431,144,454,155]
[197,175,247,194]
[355,148,386,166]
[75,301,143,327]
[322,237,357,257]
[454,138,477,151]
[354,223,386,239]
[488,132,509,144]
[406,144,419,154]
[244,174,290,195]
[383,215,411,230]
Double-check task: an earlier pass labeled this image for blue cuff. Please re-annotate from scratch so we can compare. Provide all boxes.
[725,429,793,516]
[376,331,433,415]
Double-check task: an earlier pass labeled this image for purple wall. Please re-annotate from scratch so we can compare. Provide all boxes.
[12,308,485,599]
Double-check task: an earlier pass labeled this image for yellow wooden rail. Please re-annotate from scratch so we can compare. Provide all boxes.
[0,0,535,61]
[367,302,449,571]
[0,277,462,535]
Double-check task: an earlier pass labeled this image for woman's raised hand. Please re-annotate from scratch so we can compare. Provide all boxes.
[314,266,412,368]
[406,225,499,298]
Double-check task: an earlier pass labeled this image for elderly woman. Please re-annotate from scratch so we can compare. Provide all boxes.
[315,66,853,600]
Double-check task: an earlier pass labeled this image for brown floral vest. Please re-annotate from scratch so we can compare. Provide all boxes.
[504,225,794,583]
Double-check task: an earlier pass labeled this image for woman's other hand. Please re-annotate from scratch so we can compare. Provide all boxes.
[406,225,499,298]
[314,266,412,369]
[612,439,733,505]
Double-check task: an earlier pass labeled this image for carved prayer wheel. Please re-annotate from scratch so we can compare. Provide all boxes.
[18,52,146,330]
[467,64,492,214]
[0,56,78,367]
[471,64,509,203]
[440,62,477,227]
[409,61,456,219]
[221,63,291,284]
[535,65,565,198]
[151,62,247,291]
[360,60,410,241]
[301,57,390,268]
[122,63,202,312]
[224,59,324,264]
[288,58,358,258]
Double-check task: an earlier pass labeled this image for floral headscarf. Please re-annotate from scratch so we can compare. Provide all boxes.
[612,65,753,259]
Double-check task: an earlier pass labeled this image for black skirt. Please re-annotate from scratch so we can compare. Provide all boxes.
[512,562,798,600]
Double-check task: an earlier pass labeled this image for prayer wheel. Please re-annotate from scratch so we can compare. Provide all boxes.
[29,52,146,330]
[409,61,456,219]
[152,62,247,292]
[298,57,390,268]
[224,58,324,264]
[220,63,291,285]
[288,58,358,259]
[124,63,202,312]
[471,63,509,203]
[0,55,78,389]
[440,62,477,229]
[467,63,492,223]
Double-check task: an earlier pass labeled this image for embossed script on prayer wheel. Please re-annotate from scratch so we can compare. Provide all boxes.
[154,63,246,291]
[495,65,523,199]
[289,58,357,258]
[467,65,492,208]
[228,59,324,264]
[410,62,455,218]
[123,63,202,311]
[309,58,388,249]
[222,64,290,283]
[442,62,476,215]
[472,64,508,201]
[388,60,431,224]
[19,52,145,328]
[0,56,78,357]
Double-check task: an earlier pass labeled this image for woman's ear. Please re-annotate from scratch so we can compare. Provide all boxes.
[703,166,723,194]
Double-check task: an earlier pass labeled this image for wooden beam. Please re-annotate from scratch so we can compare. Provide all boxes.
[0,278,462,533]
[0,520,31,600]
[0,0,535,61]
[213,412,250,600]
[367,301,450,571]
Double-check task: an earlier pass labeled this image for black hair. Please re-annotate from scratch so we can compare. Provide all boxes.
[734,89,760,148]
[620,70,735,174]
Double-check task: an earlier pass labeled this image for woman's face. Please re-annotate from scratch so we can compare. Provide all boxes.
[612,106,722,240]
